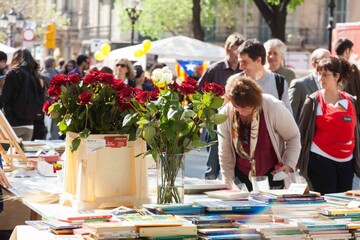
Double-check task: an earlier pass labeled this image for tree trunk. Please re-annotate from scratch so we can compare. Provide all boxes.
[192,0,204,41]
[268,5,287,42]
[253,0,290,43]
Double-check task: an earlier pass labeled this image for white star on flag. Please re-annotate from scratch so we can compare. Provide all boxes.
[185,63,197,72]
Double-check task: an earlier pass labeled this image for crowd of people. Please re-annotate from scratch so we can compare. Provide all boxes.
[0,34,359,197]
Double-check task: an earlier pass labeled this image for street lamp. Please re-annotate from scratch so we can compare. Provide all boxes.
[124,0,142,45]
[0,8,25,47]
[327,0,336,52]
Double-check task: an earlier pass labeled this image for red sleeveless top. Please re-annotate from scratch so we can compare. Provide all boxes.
[313,92,356,159]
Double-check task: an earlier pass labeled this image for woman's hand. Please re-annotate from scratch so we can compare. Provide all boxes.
[276,165,293,174]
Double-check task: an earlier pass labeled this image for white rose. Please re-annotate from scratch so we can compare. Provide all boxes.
[151,68,162,82]
[162,73,173,84]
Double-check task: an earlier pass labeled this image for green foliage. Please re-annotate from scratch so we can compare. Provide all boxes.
[0,1,70,43]
[122,67,227,161]
[114,0,242,39]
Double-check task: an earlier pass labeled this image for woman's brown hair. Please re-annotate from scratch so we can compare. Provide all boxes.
[225,75,263,108]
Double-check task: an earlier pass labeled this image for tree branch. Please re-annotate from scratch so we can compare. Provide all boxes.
[253,0,273,23]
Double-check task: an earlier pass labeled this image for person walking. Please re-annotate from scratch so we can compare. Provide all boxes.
[288,48,331,122]
[0,49,45,140]
[198,32,245,180]
[264,38,296,84]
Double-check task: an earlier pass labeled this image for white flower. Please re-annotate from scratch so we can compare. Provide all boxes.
[151,66,174,85]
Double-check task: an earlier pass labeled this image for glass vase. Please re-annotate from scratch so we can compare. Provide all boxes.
[156,152,185,204]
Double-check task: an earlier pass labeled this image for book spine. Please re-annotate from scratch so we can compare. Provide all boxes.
[67,214,112,221]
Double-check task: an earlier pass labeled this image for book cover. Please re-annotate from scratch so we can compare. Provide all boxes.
[139,224,197,237]
[82,221,136,234]
[122,214,182,227]
[64,213,113,221]
[25,220,49,230]
[183,214,235,225]
[43,219,82,230]
[198,233,261,239]
[204,189,250,200]
[195,200,268,213]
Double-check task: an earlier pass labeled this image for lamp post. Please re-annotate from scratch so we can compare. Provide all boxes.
[327,0,336,52]
[124,0,142,45]
[0,8,25,47]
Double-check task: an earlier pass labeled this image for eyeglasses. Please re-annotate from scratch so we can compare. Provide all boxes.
[116,63,127,68]
[317,72,333,78]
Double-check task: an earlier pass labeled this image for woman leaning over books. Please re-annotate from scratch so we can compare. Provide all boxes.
[297,56,360,195]
[218,75,301,192]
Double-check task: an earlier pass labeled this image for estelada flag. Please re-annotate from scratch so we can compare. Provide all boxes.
[175,60,208,81]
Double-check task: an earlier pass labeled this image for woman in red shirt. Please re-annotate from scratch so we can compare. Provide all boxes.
[298,57,360,195]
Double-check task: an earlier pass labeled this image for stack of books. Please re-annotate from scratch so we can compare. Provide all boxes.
[204,189,250,201]
[123,214,198,239]
[80,222,138,239]
[43,219,82,235]
[291,218,351,240]
[242,222,306,240]
[183,214,260,239]
[324,192,360,206]
[250,190,325,204]
[194,200,269,214]
[142,203,205,215]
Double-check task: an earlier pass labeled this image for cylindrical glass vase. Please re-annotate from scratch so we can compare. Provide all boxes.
[157,152,185,204]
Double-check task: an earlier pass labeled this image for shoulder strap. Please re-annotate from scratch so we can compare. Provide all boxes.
[274,73,284,100]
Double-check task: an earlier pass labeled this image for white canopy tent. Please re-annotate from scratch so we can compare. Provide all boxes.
[0,43,16,63]
[108,35,226,63]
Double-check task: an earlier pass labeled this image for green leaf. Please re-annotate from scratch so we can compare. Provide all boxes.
[142,125,156,143]
[167,107,181,119]
[79,128,91,138]
[210,114,227,124]
[123,113,139,127]
[58,119,68,132]
[70,137,81,152]
[137,117,150,125]
[209,97,224,109]
[173,120,187,132]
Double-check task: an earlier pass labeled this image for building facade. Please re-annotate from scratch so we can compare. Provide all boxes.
[53,0,360,62]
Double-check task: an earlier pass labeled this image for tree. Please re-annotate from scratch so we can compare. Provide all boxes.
[114,0,237,41]
[253,0,304,42]
[0,1,70,45]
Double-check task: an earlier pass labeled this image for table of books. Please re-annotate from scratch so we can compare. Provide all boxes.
[6,169,360,240]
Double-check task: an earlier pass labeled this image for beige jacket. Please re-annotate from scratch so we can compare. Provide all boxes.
[218,94,301,187]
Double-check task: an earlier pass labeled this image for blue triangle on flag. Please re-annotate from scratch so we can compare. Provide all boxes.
[177,60,203,75]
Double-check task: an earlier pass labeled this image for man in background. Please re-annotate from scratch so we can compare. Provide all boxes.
[288,48,331,122]
[68,54,89,76]
[335,38,360,115]
[198,32,245,180]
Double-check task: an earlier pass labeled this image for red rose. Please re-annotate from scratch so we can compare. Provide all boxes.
[135,91,149,104]
[48,85,62,97]
[50,74,67,86]
[112,79,126,91]
[78,92,92,105]
[83,73,97,84]
[99,73,114,85]
[149,88,159,100]
[117,85,136,102]
[42,100,52,115]
[179,82,198,95]
[68,73,82,84]
[202,82,225,97]
[168,82,180,92]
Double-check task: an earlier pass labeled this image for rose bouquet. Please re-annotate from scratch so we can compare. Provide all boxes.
[43,70,138,151]
[123,66,227,203]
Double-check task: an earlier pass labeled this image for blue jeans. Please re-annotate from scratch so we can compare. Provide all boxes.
[204,130,220,180]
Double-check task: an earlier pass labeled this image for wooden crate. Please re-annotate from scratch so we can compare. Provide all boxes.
[59,132,150,210]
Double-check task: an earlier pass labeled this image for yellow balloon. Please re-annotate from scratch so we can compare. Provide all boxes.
[142,39,152,52]
[101,43,111,55]
[134,49,145,58]
[94,51,105,61]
